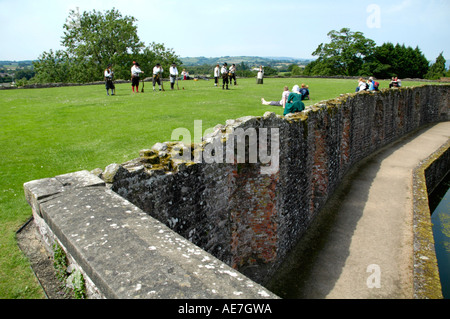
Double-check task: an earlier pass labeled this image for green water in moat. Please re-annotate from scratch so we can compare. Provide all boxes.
[430,175,450,299]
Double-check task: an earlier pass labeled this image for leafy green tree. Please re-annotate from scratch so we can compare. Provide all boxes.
[304,59,336,76]
[33,50,72,83]
[308,28,376,76]
[288,64,303,76]
[263,66,278,76]
[425,52,447,80]
[62,8,144,81]
[33,8,181,83]
[135,42,182,78]
[389,44,429,79]
[14,69,35,81]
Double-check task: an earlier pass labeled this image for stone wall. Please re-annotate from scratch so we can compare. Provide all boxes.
[413,139,450,299]
[102,85,449,285]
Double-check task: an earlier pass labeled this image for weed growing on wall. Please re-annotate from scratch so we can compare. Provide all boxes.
[53,243,68,283]
[52,243,86,299]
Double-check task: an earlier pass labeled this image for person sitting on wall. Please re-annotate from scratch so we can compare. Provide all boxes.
[299,83,310,100]
[262,86,290,108]
[283,85,305,116]
[369,77,380,91]
[367,79,374,91]
[389,76,402,88]
[356,78,368,92]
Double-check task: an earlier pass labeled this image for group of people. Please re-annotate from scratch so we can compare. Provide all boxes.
[356,77,381,92]
[104,61,268,95]
[131,61,181,92]
[214,63,237,90]
[389,76,402,88]
[261,84,310,116]
[103,61,183,95]
[356,76,403,93]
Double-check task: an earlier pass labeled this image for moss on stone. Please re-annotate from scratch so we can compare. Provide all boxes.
[412,140,449,299]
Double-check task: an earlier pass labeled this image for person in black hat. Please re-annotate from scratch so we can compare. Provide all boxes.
[104,64,115,96]
[169,63,179,90]
[221,63,229,90]
[153,63,164,91]
[229,63,237,86]
[131,61,144,93]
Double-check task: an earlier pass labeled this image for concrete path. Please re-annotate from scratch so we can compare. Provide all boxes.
[271,122,450,299]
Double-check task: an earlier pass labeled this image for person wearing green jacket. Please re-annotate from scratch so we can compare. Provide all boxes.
[283,85,305,116]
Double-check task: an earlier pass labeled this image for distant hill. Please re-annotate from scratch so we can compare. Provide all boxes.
[180,56,314,67]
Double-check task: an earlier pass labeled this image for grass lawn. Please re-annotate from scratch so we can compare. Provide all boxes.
[0,77,426,298]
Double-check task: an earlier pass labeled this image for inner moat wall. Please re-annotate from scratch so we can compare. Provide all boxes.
[24,85,449,298]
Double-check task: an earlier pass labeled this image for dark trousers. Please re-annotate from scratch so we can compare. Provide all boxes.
[153,75,161,86]
[132,76,140,87]
[222,75,229,89]
[229,73,236,85]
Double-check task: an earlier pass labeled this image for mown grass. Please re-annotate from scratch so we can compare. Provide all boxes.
[0,77,425,298]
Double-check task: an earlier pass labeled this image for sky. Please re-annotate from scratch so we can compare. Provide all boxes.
[0,0,449,62]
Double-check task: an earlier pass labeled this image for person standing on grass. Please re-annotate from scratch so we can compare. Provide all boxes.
[214,64,220,87]
[104,64,115,96]
[256,65,264,84]
[131,61,144,93]
[153,63,164,91]
[182,69,188,80]
[169,63,178,90]
[229,64,237,86]
[221,63,229,90]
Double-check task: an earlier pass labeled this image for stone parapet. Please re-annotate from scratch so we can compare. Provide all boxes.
[24,170,277,299]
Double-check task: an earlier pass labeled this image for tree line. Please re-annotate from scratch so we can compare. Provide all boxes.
[303,28,449,80]
[26,12,449,84]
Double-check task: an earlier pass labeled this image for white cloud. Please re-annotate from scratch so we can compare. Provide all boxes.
[386,0,414,14]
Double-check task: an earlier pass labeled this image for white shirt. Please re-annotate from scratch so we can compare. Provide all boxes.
[214,66,220,77]
[358,81,367,92]
[104,69,113,79]
[257,68,264,79]
[281,90,290,106]
[153,66,163,75]
[170,66,178,76]
[221,66,228,75]
[131,65,143,77]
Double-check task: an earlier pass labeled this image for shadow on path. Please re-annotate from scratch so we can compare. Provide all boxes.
[268,123,449,299]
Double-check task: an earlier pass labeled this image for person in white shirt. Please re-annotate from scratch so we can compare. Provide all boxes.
[214,64,220,87]
[356,78,368,92]
[181,69,188,80]
[261,86,290,108]
[221,63,229,90]
[257,65,264,84]
[229,64,237,86]
[169,63,178,90]
[131,61,144,93]
[104,64,115,96]
[153,63,164,91]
